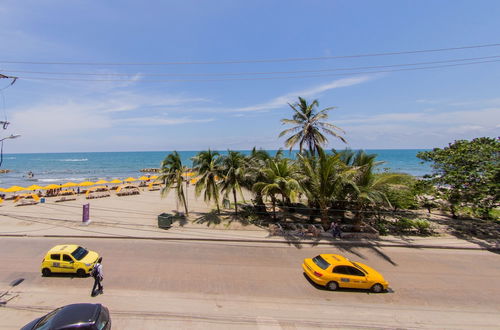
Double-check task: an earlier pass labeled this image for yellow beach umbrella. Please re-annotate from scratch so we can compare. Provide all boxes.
[61,182,78,188]
[0,187,6,192]
[78,181,95,187]
[43,184,61,190]
[138,176,150,181]
[4,185,26,193]
[150,175,158,180]
[26,184,43,190]
[109,179,122,184]
[95,180,109,184]
[183,172,195,177]
[124,177,137,182]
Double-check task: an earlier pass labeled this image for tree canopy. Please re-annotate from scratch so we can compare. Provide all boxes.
[417,137,500,218]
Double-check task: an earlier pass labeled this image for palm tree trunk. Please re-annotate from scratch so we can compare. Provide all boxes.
[272,197,277,221]
[233,188,238,215]
[320,207,329,230]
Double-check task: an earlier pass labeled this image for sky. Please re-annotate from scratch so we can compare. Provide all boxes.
[0,0,499,153]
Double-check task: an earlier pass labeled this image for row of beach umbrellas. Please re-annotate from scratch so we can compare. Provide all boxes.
[0,175,160,193]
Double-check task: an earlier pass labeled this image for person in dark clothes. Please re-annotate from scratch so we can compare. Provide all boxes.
[91,257,103,296]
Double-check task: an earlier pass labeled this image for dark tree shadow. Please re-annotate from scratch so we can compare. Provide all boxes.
[194,211,222,227]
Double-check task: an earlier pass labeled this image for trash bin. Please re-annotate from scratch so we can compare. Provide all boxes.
[40,197,46,203]
[157,213,173,229]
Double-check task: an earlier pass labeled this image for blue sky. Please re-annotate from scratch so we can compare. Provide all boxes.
[0,0,499,153]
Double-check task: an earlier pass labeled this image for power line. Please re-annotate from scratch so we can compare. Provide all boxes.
[1,42,500,66]
[15,58,500,82]
[3,54,500,77]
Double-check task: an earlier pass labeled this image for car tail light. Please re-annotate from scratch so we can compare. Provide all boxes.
[314,271,323,277]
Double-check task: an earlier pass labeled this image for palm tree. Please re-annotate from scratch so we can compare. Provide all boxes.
[159,151,188,215]
[279,97,346,155]
[219,150,246,215]
[346,150,404,230]
[192,149,223,215]
[297,149,353,229]
[253,156,300,220]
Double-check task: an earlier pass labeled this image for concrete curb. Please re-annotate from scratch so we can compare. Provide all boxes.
[1,234,499,251]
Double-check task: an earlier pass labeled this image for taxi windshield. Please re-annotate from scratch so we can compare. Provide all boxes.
[71,246,89,260]
[351,261,367,274]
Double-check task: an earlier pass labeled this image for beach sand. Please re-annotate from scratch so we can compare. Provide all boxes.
[0,186,264,238]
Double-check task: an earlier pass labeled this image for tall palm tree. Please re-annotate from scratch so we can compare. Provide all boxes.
[192,149,223,215]
[219,150,246,215]
[297,149,353,229]
[159,151,188,215]
[279,97,346,155]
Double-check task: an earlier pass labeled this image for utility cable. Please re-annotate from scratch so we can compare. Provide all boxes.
[1,42,500,66]
[3,54,500,77]
[15,58,500,82]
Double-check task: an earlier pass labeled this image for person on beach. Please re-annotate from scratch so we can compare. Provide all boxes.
[91,257,104,296]
[330,221,342,238]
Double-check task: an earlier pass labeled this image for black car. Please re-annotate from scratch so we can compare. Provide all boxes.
[21,303,111,330]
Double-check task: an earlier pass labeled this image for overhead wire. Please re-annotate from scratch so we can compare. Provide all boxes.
[12,58,500,82]
[2,54,500,77]
[1,42,500,66]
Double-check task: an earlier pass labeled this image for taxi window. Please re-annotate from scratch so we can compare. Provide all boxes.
[50,254,61,261]
[346,266,365,277]
[71,246,89,260]
[332,266,350,275]
[62,254,73,262]
[312,256,330,270]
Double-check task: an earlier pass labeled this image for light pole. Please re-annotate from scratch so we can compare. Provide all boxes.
[0,134,21,167]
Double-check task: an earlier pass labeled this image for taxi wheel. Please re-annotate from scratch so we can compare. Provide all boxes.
[42,268,51,277]
[327,281,339,291]
[371,283,383,293]
[76,269,86,277]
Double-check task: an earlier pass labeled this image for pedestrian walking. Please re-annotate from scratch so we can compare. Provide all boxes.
[91,257,103,297]
[329,221,342,238]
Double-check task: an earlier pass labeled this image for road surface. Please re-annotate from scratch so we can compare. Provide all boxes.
[1,237,499,329]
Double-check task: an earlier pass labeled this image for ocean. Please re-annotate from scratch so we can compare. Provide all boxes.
[0,149,431,188]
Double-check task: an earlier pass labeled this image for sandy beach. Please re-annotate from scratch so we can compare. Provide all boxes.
[0,186,267,239]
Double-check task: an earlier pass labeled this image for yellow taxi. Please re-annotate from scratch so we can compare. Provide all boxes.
[302,254,389,293]
[41,245,99,277]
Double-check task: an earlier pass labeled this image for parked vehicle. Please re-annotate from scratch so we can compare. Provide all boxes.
[21,303,111,330]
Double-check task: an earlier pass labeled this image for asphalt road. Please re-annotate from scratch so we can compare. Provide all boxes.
[1,237,500,329]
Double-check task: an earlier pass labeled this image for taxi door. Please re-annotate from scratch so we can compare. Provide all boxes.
[345,266,369,289]
[60,254,76,273]
[332,266,358,288]
[49,253,62,272]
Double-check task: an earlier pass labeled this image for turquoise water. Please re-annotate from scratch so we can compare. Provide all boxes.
[0,150,431,187]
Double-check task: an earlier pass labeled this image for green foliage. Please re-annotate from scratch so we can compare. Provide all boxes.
[412,219,431,235]
[393,217,415,233]
[279,97,346,155]
[159,151,189,215]
[417,137,500,219]
[382,174,419,211]
[393,217,432,235]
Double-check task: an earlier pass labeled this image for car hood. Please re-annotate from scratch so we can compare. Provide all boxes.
[81,251,99,264]
[357,262,387,283]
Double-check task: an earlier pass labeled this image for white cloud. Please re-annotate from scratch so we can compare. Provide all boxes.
[233,75,374,112]
[334,107,500,149]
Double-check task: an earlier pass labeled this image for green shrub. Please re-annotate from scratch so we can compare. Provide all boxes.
[413,219,431,235]
[393,217,415,233]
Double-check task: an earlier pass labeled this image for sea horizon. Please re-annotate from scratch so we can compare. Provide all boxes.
[0,149,431,188]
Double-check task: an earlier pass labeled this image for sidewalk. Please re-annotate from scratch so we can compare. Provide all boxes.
[1,213,498,251]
